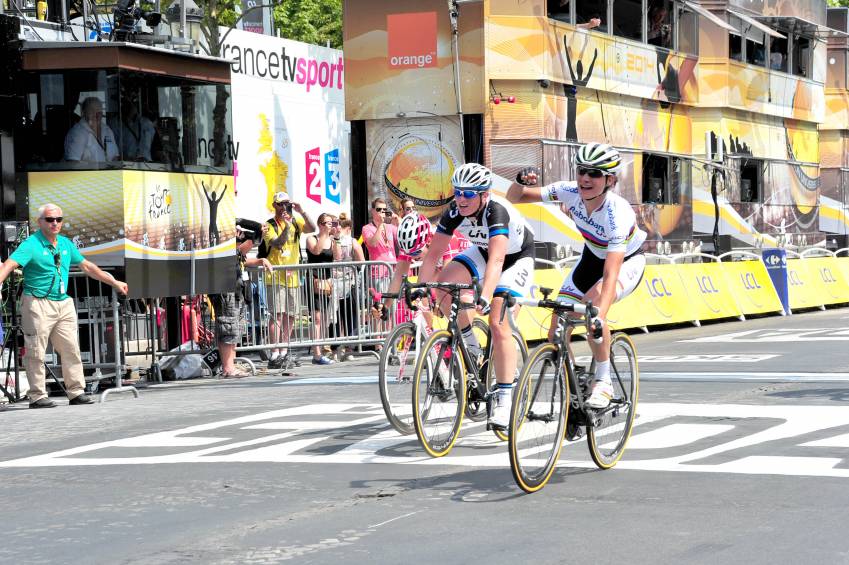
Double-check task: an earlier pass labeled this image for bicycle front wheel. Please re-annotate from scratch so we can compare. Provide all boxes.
[378,322,418,435]
[587,332,639,469]
[508,343,568,493]
[412,329,467,457]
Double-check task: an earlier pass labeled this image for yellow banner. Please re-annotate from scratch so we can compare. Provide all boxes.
[609,264,696,329]
[802,257,849,305]
[720,260,783,316]
[675,262,742,321]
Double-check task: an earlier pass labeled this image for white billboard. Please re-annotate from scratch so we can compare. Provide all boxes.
[221,29,350,225]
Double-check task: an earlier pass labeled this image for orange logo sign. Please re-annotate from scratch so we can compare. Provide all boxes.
[387,12,437,69]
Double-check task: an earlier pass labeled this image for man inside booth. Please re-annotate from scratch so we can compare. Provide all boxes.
[64,96,120,163]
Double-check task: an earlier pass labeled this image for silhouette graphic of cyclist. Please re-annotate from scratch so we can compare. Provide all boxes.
[563,40,598,142]
[202,181,226,247]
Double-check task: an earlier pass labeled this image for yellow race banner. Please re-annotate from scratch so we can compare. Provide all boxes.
[675,262,743,321]
[720,259,783,316]
[804,257,849,305]
[609,263,696,329]
[786,258,826,311]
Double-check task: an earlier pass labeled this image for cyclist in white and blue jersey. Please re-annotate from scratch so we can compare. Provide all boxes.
[416,162,535,430]
[507,142,647,409]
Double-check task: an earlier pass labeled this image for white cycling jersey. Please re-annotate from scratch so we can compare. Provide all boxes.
[542,181,647,258]
[436,195,534,260]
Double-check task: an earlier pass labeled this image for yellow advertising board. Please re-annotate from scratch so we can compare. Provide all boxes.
[719,260,783,316]
[609,263,696,329]
[837,257,849,296]
[675,262,742,322]
[786,258,824,311]
[802,257,849,305]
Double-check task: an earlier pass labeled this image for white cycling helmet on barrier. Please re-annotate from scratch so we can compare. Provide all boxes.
[397,212,432,257]
[574,142,621,176]
[451,162,492,191]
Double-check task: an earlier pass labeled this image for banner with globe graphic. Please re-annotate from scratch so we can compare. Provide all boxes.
[366,116,463,220]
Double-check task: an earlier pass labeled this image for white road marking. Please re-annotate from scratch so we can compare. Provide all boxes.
[2,403,848,478]
[682,328,849,342]
[625,424,734,449]
[576,354,779,363]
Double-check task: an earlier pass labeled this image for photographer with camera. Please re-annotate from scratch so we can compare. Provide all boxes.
[0,204,128,408]
[647,2,672,49]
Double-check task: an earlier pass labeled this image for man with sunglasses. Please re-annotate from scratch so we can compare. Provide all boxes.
[0,204,129,408]
[262,191,316,369]
[507,142,647,409]
[415,162,535,431]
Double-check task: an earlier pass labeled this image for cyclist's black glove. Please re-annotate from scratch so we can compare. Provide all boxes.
[477,295,491,315]
[516,166,541,186]
[590,318,604,344]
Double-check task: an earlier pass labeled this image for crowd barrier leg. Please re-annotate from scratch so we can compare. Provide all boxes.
[100,289,139,401]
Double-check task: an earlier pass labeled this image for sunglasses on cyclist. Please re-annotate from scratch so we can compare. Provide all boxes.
[454,188,482,199]
[577,167,607,179]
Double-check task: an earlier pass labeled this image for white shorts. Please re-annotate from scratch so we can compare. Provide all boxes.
[452,247,535,298]
[558,250,645,304]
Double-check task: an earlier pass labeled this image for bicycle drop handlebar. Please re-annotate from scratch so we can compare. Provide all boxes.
[503,294,603,342]
[403,276,482,311]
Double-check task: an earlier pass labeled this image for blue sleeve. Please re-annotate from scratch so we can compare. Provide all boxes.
[485,202,510,237]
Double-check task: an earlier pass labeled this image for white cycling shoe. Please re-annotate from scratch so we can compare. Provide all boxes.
[488,395,511,430]
[585,380,614,409]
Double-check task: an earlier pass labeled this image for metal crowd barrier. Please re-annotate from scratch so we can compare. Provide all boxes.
[42,271,138,401]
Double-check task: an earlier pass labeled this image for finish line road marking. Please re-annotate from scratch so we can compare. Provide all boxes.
[682,328,849,342]
[279,372,849,385]
[1,403,849,478]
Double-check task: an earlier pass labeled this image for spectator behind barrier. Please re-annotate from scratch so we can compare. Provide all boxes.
[304,212,337,366]
[262,191,316,369]
[331,212,364,361]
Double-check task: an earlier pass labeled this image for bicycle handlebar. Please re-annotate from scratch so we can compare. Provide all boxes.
[506,295,603,342]
[404,276,482,311]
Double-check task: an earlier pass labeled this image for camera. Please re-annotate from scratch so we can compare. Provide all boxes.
[111,0,162,42]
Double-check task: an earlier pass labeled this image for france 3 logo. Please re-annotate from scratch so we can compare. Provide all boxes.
[305,147,341,205]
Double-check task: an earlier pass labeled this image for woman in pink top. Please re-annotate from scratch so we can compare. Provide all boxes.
[361,197,399,292]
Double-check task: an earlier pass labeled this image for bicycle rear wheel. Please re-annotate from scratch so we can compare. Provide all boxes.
[465,318,491,422]
[508,343,568,493]
[587,332,639,469]
[412,329,467,457]
[378,322,418,435]
[489,329,530,442]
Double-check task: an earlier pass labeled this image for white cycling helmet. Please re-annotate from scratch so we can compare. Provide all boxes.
[451,162,492,191]
[397,212,432,256]
[574,142,621,175]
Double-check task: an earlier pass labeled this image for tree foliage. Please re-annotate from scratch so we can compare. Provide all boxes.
[828,0,849,7]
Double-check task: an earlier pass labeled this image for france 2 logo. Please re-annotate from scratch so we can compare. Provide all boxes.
[306,147,341,205]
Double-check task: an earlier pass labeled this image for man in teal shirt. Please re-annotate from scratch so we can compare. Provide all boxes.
[0,203,128,408]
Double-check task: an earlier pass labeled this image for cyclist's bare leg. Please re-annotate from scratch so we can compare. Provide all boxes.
[434,261,476,328]
[489,297,517,384]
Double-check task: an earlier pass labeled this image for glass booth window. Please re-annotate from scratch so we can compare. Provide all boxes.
[19,68,232,174]
[642,153,685,204]
[792,35,812,78]
[746,28,766,66]
[646,0,673,49]
[828,50,847,90]
[740,159,762,203]
[770,35,788,72]
[548,0,572,23]
[677,4,698,56]
[613,0,643,42]
[576,0,608,32]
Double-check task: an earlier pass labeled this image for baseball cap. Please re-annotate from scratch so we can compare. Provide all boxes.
[273,191,291,204]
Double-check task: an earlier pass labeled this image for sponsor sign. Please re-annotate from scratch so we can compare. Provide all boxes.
[387,12,437,69]
[676,262,742,321]
[28,170,235,298]
[720,259,783,316]
[221,29,350,224]
[786,258,828,311]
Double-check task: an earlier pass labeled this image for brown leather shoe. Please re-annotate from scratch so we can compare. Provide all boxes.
[69,394,95,405]
[29,398,57,409]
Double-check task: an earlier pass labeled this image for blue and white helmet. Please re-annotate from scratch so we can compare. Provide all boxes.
[451,162,492,191]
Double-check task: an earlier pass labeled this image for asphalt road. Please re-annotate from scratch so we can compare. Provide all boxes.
[1,308,848,565]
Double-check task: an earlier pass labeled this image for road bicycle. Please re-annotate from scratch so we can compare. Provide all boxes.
[507,288,639,493]
[408,279,528,457]
[375,278,490,435]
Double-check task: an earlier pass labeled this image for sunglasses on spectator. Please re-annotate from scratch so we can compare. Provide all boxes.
[374,207,387,213]
[403,207,415,213]
[577,167,607,178]
[331,221,340,227]
[43,216,63,223]
[454,188,481,199]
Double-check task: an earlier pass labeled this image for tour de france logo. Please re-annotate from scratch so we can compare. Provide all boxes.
[148,185,172,220]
